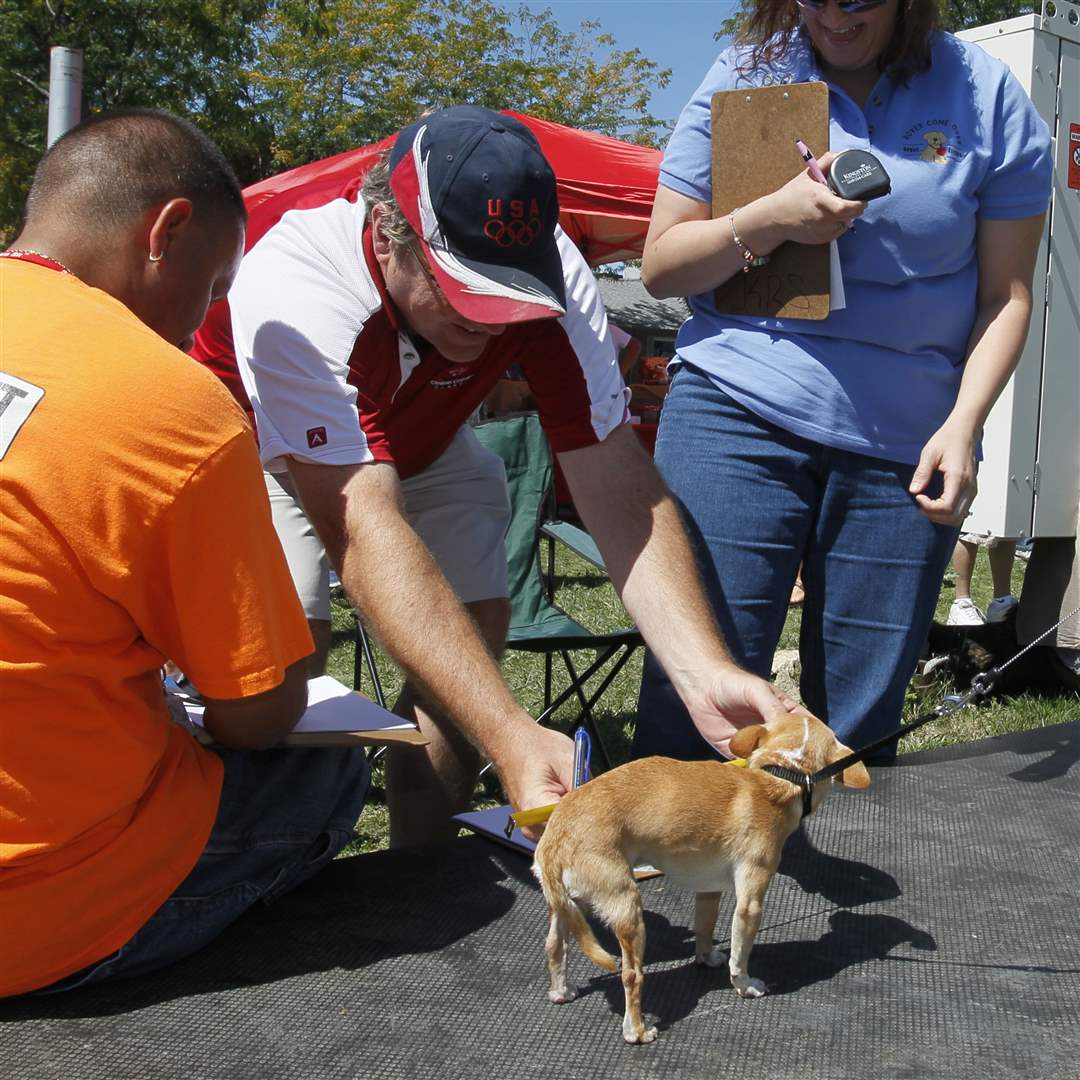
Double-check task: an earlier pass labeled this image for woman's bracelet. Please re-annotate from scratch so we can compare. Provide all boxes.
[729,208,770,273]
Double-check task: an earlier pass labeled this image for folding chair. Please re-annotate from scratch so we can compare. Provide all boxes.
[352,616,387,708]
[342,573,390,766]
[331,567,385,708]
[473,413,643,770]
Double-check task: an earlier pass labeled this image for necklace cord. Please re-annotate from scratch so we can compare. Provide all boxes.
[0,249,76,276]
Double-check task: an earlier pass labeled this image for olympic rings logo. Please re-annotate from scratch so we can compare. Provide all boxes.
[484,217,541,247]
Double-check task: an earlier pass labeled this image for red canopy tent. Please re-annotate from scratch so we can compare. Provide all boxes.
[192,112,661,404]
[239,111,661,266]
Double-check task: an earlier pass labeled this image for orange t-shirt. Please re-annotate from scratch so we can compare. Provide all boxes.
[0,260,313,996]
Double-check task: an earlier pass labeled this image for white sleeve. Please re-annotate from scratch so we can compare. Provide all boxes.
[228,202,379,472]
[554,228,630,442]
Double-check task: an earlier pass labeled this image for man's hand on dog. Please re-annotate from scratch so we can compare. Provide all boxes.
[496,725,575,841]
[692,664,809,758]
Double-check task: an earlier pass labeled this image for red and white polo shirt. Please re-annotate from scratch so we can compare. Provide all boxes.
[216,194,628,480]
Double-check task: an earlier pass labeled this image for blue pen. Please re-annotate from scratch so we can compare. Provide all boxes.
[572,726,592,789]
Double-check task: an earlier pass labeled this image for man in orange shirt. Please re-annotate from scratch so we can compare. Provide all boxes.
[0,110,371,996]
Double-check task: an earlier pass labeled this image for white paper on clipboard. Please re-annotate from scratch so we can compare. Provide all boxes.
[829,240,846,311]
[183,675,414,734]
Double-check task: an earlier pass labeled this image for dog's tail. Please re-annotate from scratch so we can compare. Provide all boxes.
[533,855,619,973]
[563,897,620,973]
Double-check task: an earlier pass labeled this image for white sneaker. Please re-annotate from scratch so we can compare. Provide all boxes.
[911,653,951,689]
[947,598,986,626]
[985,595,1019,623]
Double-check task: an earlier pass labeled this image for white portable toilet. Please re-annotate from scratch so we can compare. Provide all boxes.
[957,0,1079,541]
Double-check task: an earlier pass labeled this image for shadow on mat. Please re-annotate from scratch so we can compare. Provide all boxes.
[567,834,913,1031]
[746,909,936,996]
[585,910,936,1032]
[1006,733,1080,782]
[535,830,904,976]
[893,719,1080,782]
[0,844,517,1022]
[776,827,900,906]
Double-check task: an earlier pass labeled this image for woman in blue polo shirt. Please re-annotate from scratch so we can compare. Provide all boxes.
[634,0,1052,756]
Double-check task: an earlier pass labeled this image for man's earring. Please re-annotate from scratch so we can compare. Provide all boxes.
[148,251,164,263]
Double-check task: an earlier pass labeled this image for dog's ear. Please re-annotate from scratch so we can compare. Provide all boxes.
[729,724,765,760]
[838,761,871,789]
[829,744,871,789]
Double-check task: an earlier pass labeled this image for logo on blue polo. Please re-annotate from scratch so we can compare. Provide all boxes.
[902,119,964,165]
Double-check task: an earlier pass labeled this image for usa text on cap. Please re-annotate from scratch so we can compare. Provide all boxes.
[389,106,567,325]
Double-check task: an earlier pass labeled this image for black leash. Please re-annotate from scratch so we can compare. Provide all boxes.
[762,601,1080,818]
[762,680,991,819]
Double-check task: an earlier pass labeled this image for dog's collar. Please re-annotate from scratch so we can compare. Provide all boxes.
[761,765,815,819]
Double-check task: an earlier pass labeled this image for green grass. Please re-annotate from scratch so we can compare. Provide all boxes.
[334,545,1077,854]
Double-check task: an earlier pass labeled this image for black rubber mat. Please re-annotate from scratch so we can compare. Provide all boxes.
[3,721,1078,1079]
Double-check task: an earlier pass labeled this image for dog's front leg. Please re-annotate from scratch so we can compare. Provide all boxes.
[729,863,773,998]
[693,892,726,968]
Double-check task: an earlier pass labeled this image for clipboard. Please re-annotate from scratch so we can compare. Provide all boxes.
[711,81,830,320]
[180,675,428,748]
[453,806,663,881]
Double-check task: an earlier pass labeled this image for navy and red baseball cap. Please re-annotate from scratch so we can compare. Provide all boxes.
[388,106,567,325]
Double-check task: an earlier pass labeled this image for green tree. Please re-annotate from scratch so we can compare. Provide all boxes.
[717,0,1037,39]
[497,6,670,144]
[938,0,1037,29]
[0,0,271,239]
[251,1,670,173]
[0,1,670,239]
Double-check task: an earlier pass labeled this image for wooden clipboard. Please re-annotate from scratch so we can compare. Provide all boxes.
[711,81,830,320]
[281,727,427,748]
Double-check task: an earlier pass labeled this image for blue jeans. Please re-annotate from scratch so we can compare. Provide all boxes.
[37,745,370,992]
[634,367,957,759]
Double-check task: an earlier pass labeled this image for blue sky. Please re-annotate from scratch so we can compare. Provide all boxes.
[539,1,741,128]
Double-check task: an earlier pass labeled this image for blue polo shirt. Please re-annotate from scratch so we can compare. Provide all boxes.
[660,31,1052,465]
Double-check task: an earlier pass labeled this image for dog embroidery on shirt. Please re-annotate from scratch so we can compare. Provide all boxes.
[921,131,949,164]
[902,119,963,165]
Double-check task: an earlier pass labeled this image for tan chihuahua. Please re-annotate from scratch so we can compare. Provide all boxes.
[532,713,871,1044]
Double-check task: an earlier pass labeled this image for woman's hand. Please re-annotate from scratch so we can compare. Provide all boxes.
[642,153,865,299]
[909,419,979,525]
[756,151,866,246]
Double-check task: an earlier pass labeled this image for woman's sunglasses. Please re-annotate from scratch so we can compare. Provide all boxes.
[796,0,889,14]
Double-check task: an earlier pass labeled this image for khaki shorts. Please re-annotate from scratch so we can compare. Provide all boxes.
[266,425,511,621]
[958,532,1012,549]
